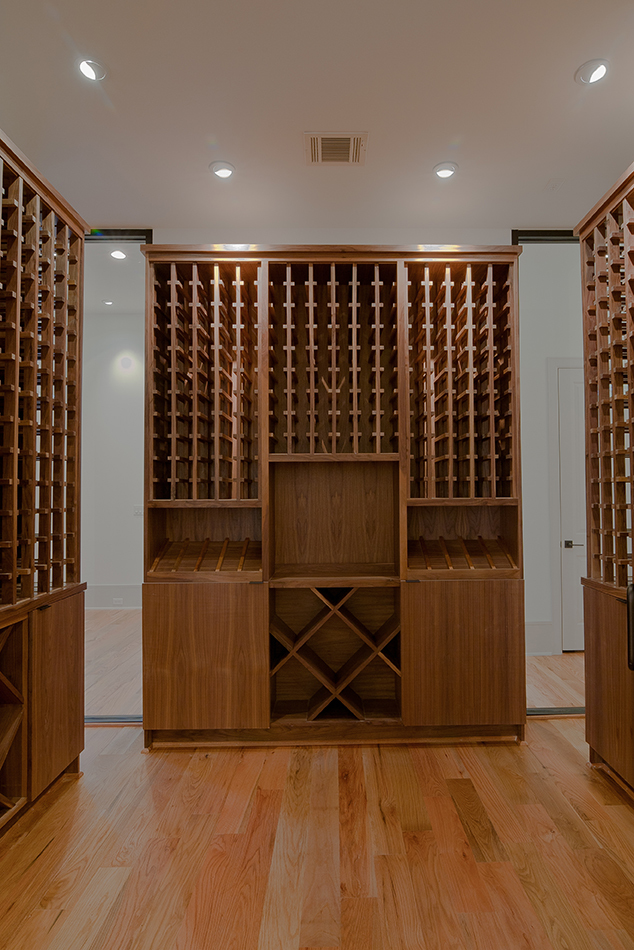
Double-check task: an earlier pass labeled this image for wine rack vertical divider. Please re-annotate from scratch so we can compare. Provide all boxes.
[142,246,524,746]
[0,127,87,834]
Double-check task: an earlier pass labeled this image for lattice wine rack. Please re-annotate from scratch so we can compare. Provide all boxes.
[578,186,634,588]
[408,261,515,499]
[150,261,258,501]
[1,153,83,605]
[268,262,398,455]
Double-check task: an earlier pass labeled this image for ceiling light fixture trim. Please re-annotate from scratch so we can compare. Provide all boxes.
[211,162,235,179]
[79,59,106,81]
[434,162,458,179]
[110,250,126,260]
[575,59,608,84]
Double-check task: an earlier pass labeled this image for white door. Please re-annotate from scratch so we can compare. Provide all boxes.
[559,366,586,650]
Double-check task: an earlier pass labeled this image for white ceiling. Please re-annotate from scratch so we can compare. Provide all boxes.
[2,0,634,235]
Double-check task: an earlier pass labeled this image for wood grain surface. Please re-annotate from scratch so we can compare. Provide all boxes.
[401,579,525,727]
[3,719,634,949]
[29,590,85,800]
[142,583,269,730]
[585,585,634,789]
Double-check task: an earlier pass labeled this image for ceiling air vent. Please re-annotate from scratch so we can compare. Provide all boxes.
[304,132,368,165]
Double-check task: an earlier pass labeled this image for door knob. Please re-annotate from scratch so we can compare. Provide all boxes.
[564,540,584,548]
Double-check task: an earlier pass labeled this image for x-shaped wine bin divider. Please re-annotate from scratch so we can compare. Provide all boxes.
[270,587,401,720]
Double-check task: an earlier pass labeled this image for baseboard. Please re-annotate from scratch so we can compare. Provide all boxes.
[85,585,142,609]
[525,620,560,656]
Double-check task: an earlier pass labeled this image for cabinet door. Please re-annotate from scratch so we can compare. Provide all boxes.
[30,590,85,799]
[143,583,269,730]
[401,580,525,726]
[585,585,634,786]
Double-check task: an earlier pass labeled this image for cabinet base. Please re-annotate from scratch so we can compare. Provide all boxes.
[145,722,525,748]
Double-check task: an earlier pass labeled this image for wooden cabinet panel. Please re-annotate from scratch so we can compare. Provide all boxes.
[401,580,525,726]
[30,590,84,800]
[143,583,269,730]
[584,585,634,787]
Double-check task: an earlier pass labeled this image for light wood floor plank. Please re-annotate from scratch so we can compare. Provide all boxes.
[174,787,283,950]
[404,831,468,950]
[446,777,508,863]
[299,747,340,948]
[339,746,375,899]
[362,746,405,856]
[257,747,312,950]
[375,853,426,950]
[341,897,384,950]
[45,866,131,950]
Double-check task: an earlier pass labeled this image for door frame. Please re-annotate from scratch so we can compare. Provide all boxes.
[546,357,584,653]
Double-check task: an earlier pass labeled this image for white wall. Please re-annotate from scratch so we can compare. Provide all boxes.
[81,247,145,608]
[519,243,583,654]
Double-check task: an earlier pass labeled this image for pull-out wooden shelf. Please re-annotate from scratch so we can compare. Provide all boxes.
[407,535,519,579]
[147,537,262,581]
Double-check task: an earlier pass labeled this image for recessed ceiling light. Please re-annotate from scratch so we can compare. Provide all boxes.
[223,244,250,251]
[120,356,133,370]
[434,162,458,179]
[575,59,608,84]
[210,162,235,179]
[79,60,106,81]
[103,300,114,306]
[110,250,126,260]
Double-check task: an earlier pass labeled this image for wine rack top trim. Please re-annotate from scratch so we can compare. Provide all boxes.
[0,129,89,237]
[143,245,522,263]
[576,158,634,239]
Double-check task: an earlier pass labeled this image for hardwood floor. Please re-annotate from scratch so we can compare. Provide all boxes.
[85,610,142,716]
[2,722,634,948]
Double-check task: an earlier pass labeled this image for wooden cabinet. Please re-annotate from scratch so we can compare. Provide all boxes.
[584,584,634,787]
[576,160,634,789]
[143,583,269,730]
[30,590,84,799]
[142,246,525,745]
[402,580,525,727]
[0,127,87,830]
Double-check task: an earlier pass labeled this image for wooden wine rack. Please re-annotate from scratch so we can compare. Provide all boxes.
[0,128,87,834]
[577,160,634,793]
[578,190,634,589]
[143,246,525,746]
[1,149,83,603]
[150,261,258,501]
[408,261,515,499]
